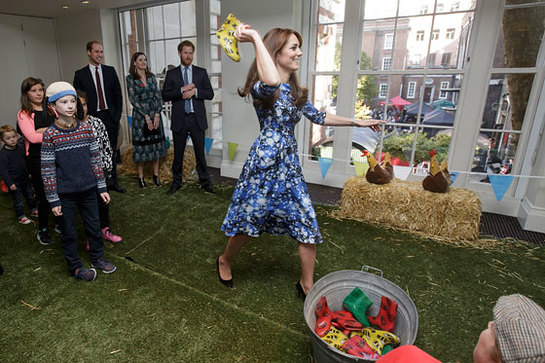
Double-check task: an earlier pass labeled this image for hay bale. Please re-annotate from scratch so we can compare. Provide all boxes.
[337,177,481,242]
[117,146,196,183]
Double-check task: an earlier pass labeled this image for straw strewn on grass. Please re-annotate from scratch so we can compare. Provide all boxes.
[117,146,196,183]
[336,177,481,242]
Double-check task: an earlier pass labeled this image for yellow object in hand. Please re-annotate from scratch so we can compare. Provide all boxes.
[216,13,241,62]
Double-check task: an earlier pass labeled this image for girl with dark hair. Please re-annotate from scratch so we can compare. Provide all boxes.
[126,52,167,189]
[17,77,57,245]
[217,25,384,296]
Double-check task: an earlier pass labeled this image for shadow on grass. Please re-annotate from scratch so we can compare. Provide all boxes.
[0,175,544,362]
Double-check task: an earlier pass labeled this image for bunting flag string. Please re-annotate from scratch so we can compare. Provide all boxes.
[204,137,213,155]
[353,161,369,177]
[198,138,544,202]
[393,165,412,181]
[318,157,333,178]
[488,174,514,201]
[227,142,238,161]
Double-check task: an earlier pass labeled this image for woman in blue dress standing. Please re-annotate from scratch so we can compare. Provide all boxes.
[126,52,167,189]
[217,24,384,296]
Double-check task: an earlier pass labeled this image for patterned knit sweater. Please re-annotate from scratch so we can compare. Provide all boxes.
[41,121,106,207]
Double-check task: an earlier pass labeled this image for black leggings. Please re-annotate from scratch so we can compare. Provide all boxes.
[29,157,54,230]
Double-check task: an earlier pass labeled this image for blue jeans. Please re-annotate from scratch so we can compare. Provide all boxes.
[58,188,104,274]
[8,180,36,218]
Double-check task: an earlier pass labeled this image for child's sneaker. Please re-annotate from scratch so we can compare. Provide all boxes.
[37,229,54,245]
[30,209,38,218]
[74,267,97,281]
[91,258,117,274]
[18,216,31,224]
[102,227,122,243]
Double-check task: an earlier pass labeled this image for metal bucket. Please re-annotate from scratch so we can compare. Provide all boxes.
[303,266,418,362]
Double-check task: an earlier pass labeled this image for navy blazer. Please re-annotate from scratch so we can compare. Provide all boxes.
[162,65,214,132]
[73,64,123,124]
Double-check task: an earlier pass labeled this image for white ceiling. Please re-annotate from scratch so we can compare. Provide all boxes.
[0,0,159,18]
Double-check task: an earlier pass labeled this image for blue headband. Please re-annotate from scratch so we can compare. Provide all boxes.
[48,90,77,103]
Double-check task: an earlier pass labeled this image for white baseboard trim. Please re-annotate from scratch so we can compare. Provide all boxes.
[517,197,545,233]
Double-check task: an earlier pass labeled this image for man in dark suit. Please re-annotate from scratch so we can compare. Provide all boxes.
[162,40,215,195]
[73,40,126,193]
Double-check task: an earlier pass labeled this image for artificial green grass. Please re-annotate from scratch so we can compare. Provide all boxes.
[1,174,544,362]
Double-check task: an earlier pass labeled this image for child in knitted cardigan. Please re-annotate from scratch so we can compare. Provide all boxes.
[41,81,117,281]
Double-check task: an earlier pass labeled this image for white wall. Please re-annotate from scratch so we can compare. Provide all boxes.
[55,10,102,82]
[219,0,301,178]
[0,14,60,125]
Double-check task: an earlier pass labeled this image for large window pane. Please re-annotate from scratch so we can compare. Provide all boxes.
[360,19,397,70]
[163,3,181,38]
[147,7,164,40]
[398,0,435,17]
[210,35,222,73]
[315,23,343,72]
[481,73,534,131]
[181,0,197,37]
[493,5,545,68]
[364,0,398,19]
[210,75,222,148]
[429,13,473,69]
[210,0,221,32]
[436,0,476,13]
[471,130,516,181]
[309,75,338,160]
[148,41,166,76]
[317,0,346,23]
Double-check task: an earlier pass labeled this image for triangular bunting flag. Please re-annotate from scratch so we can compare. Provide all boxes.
[488,174,514,201]
[353,161,369,177]
[227,142,238,161]
[127,116,132,128]
[449,171,459,184]
[393,165,411,181]
[318,157,333,178]
[205,137,213,155]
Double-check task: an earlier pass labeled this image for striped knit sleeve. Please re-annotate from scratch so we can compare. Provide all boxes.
[86,124,107,193]
[40,128,61,207]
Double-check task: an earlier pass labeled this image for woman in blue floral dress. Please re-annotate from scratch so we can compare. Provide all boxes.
[217,25,384,296]
[126,52,167,189]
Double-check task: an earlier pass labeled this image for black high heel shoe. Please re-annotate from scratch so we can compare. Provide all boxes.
[216,257,233,288]
[153,175,162,187]
[296,281,307,300]
[138,177,147,189]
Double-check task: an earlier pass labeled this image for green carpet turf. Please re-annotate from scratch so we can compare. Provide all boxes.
[1,175,544,362]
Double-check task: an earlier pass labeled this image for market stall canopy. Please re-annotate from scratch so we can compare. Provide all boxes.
[421,109,455,126]
[404,102,435,116]
[380,95,412,107]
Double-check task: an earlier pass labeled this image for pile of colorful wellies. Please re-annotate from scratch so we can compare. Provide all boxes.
[315,287,401,360]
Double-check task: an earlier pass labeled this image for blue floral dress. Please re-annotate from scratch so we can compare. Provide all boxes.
[221,82,325,244]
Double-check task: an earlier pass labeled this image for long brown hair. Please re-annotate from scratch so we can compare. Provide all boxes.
[20,77,45,116]
[129,52,151,80]
[238,28,308,110]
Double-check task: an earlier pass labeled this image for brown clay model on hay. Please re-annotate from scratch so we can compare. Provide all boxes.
[337,177,481,242]
[117,146,197,183]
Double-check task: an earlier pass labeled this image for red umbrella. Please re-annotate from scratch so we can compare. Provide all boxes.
[380,95,411,107]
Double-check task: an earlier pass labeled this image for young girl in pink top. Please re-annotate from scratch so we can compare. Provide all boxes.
[17,77,57,245]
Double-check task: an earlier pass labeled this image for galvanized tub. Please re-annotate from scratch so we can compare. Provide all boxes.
[303,266,418,362]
